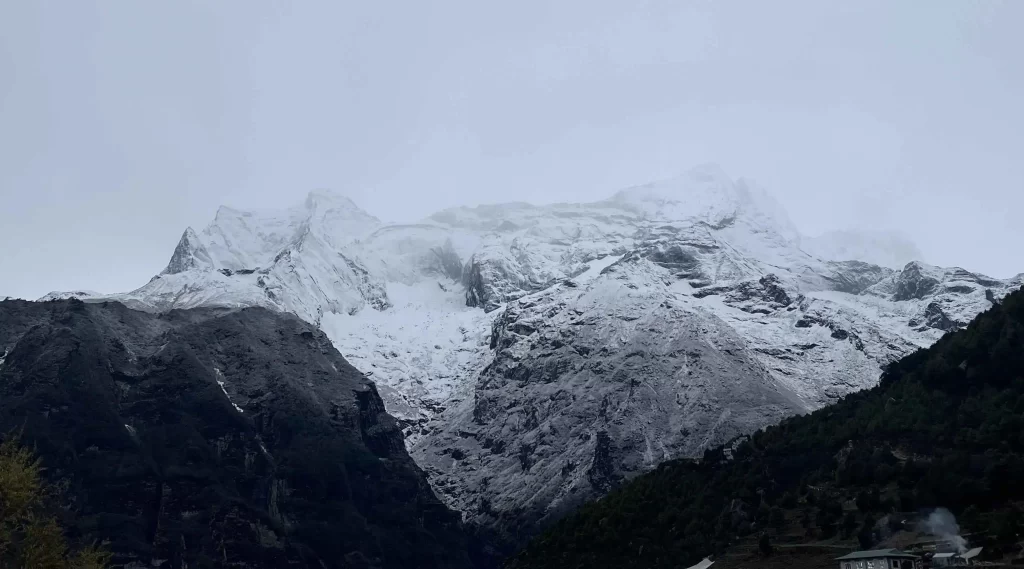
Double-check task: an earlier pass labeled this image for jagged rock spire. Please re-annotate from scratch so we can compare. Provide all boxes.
[162,227,214,274]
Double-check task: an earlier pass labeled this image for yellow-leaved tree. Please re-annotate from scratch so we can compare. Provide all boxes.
[0,438,109,569]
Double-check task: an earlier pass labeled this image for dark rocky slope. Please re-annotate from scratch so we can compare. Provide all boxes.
[0,299,474,569]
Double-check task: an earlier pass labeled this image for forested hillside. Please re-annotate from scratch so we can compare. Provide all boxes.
[510,287,1024,569]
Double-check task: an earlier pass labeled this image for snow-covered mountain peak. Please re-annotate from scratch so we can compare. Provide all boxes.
[607,164,800,245]
[37,290,103,302]
[303,189,379,225]
[731,178,803,242]
[176,190,381,274]
[609,164,739,224]
[302,190,382,249]
[201,203,307,270]
[42,168,1021,543]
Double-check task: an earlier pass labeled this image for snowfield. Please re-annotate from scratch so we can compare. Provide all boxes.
[319,280,495,446]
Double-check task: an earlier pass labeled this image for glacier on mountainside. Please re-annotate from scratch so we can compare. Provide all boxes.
[40,164,1023,543]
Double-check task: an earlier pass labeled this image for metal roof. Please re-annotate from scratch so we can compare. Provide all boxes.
[836,549,920,560]
[933,547,982,560]
[962,547,983,559]
[685,558,714,569]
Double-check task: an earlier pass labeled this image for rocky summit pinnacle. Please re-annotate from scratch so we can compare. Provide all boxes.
[44,167,1024,548]
[163,227,213,275]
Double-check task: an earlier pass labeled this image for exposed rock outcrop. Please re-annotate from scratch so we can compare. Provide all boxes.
[893,261,941,301]
[163,227,214,275]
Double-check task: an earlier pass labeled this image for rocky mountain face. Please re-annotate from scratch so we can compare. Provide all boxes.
[45,165,1024,548]
[413,257,807,541]
[0,299,475,569]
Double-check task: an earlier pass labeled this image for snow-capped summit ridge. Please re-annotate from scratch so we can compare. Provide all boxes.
[176,190,382,274]
[609,163,738,221]
[607,164,800,244]
[38,290,102,302]
[302,190,382,249]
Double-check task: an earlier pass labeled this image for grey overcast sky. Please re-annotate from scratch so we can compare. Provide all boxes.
[1,0,1022,299]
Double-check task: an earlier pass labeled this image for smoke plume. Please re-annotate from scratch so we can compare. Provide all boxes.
[918,508,967,553]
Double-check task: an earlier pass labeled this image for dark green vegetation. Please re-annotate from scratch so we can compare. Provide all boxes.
[0,299,475,569]
[0,438,110,568]
[510,287,1024,569]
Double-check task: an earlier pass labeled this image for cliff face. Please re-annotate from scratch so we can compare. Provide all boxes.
[0,299,474,569]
